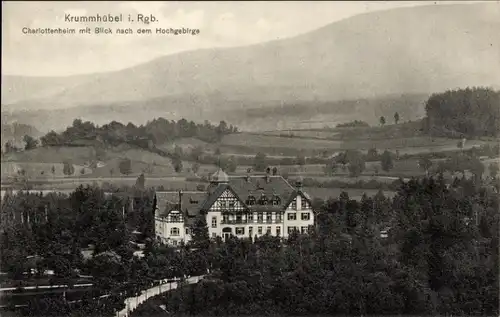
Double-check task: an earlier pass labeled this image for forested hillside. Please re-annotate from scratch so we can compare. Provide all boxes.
[132,176,499,317]
[39,118,238,148]
[424,87,500,138]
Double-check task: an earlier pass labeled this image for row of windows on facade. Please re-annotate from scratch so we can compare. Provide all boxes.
[242,197,309,209]
[165,225,309,237]
[160,211,311,224]
[211,212,311,227]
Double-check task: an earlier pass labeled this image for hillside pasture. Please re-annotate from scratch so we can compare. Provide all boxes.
[1,162,91,180]
[304,187,396,201]
[220,131,494,156]
[2,146,97,165]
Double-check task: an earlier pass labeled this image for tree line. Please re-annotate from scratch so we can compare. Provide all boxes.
[423,87,500,138]
[1,174,499,317]
[38,118,238,148]
[133,175,498,317]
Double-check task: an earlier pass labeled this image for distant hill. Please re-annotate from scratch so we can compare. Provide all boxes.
[1,122,42,150]
[2,3,499,132]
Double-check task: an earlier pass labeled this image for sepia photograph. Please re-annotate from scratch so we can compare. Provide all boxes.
[1,1,499,316]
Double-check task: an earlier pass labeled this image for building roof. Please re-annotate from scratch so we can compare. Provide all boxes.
[155,191,207,218]
[154,175,309,221]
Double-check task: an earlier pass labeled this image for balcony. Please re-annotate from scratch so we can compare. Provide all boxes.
[221,219,247,225]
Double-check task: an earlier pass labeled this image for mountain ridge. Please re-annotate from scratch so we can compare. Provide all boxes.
[1,3,499,131]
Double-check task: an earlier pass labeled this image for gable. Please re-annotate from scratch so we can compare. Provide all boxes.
[207,187,246,212]
[284,191,312,210]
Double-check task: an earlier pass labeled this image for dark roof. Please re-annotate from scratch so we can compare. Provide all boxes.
[155,191,207,218]
[201,175,299,211]
[229,175,296,207]
[155,175,308,220]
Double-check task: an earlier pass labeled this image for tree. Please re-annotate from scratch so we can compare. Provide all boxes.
[253,152,268,172]
[418,157,433,176]
[394,112,400,125]
[489,162,499,178]
[344,150,365,177]
[380,150,394,172]
[379,116,386,127]
[62,161,75,176]
[23,135,38,150]
[119,159,132,175]
[172,156,183,173]
[4,141,19,154]
[225,156,238,173]
[366,148,378,161]
[192,162,200,174]
[135,173,145,190]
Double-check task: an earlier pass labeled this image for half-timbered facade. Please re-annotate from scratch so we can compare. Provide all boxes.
[154,169,314,245]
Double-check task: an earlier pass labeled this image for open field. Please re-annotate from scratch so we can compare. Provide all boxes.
[221,132,495,156]
[305,187,396,201]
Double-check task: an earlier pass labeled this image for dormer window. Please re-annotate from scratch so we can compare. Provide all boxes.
[246,195,256,205]
[259,195,268,205]
[272,196,281,206]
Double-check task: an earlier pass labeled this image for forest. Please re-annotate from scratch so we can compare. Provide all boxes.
[38,118,238,148]
[2,172,497,317]
[134,175,499,316]
[424,87,500,138]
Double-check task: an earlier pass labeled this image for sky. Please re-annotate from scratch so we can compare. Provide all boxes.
[1,1,483,77]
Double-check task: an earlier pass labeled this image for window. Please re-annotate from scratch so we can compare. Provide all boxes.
[185,228,190,235]
[236,215,242,223]
[276,213,282,222]
[212,216,217,228]
[247,196,256,205]
[257,213,264,223]
[236,227,245,235]
[301,226,308,234]
[273,196,281,206]
[222,215,229,223]
[291,200,297,210]
[249,227,253,236]
[276,227,281,236]
[170,227,180,236]
[288,226,296,234]
[301,212,310,221]
[172,240,178,246]
[260,195,268,205]
[257,226,263,235]
[170,214,180,222]
[248,213,253,222]
[229,201,235,208]
[212,233,217,238]
[288,213,297,221]
[301,199,309,209]
[266,226,272,234]
[266,212,272,223]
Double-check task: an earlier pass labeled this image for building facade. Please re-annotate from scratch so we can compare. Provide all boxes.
[154,169,314,245]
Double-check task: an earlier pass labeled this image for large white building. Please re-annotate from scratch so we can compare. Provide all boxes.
[154,169,315,245]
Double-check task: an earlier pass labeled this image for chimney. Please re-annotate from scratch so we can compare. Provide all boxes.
[178,190,183,211]
[295,177,303,189]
